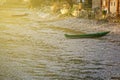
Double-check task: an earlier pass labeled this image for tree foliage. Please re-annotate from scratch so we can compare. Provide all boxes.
[29,0,76,8]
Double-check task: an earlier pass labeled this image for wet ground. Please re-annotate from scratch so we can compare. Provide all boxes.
[0,8,120,80]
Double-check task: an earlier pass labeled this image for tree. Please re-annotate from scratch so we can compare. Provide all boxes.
[28,0,76,9]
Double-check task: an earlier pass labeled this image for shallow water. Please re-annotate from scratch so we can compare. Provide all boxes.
[0,8,120,80]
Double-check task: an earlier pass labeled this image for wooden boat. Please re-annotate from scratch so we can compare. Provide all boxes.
[64,31,110,38]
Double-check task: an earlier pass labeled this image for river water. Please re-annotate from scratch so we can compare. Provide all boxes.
[0,8,120,80]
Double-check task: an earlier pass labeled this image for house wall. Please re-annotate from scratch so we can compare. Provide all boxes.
[118,0,120,15]
[110,0,117,14]
[92,0,120,16]
[109,0,120,15]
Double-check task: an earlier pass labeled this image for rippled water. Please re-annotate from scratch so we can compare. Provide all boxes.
[0,8,120,80]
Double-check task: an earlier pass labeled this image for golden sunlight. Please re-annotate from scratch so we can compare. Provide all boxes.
[0,0,120,80]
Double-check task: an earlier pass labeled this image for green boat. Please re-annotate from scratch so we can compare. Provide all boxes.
[64,31,110,38]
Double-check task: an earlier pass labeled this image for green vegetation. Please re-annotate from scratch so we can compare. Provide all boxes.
[28,0,77,8]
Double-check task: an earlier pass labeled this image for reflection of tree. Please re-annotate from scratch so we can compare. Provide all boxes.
[66,0,74,7]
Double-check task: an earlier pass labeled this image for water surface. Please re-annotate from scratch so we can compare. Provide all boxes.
[0,8,120,80]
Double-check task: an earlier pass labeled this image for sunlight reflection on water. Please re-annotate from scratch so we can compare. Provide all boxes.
[0,8,120,80]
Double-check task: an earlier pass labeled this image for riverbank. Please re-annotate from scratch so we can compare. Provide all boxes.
[47,17,120,46]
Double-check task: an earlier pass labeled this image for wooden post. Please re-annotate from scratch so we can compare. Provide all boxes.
[117,0,119,16]
[101,0,102,10]
[108,0,110,13]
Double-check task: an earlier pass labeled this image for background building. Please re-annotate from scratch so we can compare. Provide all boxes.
[92,0,120,16]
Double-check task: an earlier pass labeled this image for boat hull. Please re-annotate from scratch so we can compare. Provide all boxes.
[64,31,110,38]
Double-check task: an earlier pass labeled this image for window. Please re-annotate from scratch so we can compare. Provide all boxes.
[114,2,115,6]
[103,0,106,6]
[111,2,113,6]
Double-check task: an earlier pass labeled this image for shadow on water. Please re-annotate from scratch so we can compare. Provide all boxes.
[46,26,84,34]
[31,23,83,34]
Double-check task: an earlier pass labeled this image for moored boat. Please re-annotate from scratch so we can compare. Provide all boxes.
[64,31,110,38]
